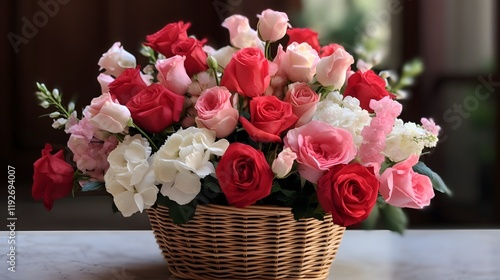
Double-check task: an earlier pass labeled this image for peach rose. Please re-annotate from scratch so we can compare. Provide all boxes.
[316,48,354,90]
[195,86,238,138]
[84,93,131,133]
[257,9,290,42]
[284,82,319,127]
[155,55,192,95]
[98,42,136,77]
[276,43,319,83]
[222,14,262,50]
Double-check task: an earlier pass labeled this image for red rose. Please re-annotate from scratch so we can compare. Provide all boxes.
[320,43,345,58]
[240,96,298,143]
[144,21,190,57]
[108,67,148,105]
[171,37,208,76]
[216,143,274,207]
[220,47,270,98]
[32,144,74,211]
[126,84,185,133]
[286,28,321,53]
[343,70,395,113]
[317,163,379,227]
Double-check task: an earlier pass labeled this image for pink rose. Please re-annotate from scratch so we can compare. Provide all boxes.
[98,42,136,77]
[84,93,131,133]
[272,148,297,178]
[156,55,192,95]
[284,120,357,183]
[195,86,239,138]
[257,9,290,42]
[379,155,435,209]
[316,48,354,89]
[276,43,319,83]
[284,82,319,127]
[222,15,262,49]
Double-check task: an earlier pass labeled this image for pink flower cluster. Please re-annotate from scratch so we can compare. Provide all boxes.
[359,96,402,169]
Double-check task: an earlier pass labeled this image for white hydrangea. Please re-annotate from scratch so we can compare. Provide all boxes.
[313,91,371,147]
[383,119,439,162]
[104,134,158,217]
[153,127,229,205]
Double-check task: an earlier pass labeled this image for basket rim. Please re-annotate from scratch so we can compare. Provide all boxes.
[154,203,295,216]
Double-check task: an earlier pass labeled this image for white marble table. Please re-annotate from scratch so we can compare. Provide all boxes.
[1,230,499,280]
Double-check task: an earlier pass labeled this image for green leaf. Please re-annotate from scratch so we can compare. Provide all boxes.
[80,181,104,192]
[413,161,452,195]
[291,183,318,220]
[203,176,222,194]
[168,201,197,224]
[360,203,380,230]
[379,203,408,234]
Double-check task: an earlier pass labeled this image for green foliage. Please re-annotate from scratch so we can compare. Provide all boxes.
[155,193,197,224]
[291,182,325,221]
[378,197,408,235]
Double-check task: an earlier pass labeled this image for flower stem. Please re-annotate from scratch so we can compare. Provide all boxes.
[264,41,271,60]
[132,122,159,152]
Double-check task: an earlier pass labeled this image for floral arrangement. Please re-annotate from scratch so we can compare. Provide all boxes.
[33,9,449,233]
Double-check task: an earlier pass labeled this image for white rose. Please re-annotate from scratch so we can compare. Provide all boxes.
[104,135,158,217]
[98,42,136,77]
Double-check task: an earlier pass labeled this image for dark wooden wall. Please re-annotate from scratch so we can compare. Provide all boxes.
[2,0,498,229]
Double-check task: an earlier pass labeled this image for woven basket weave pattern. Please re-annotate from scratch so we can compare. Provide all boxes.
[148,204,345,280]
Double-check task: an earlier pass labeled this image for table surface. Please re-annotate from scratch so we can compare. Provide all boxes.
[1,230,499,280]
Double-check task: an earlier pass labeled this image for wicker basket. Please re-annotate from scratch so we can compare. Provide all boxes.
[148,204,345,280]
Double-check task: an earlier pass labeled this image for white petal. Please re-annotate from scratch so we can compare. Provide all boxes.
[113,191,139,217]
[139,186,159,208]
[134,192,145,213]
[162,172,201,205]
[208,139,229,156]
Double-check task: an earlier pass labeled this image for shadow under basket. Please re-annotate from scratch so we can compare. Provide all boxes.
[148,204,346,280]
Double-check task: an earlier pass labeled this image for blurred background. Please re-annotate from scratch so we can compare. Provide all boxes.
[1,0,498,230]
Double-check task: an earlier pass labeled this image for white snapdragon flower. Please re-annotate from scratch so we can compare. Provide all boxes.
[104,135,158,217]
[153,127,229,205]
[383,119,439,162]
[313,91,371,147]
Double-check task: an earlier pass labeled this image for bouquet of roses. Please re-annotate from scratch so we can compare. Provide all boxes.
[33,9,449,232]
